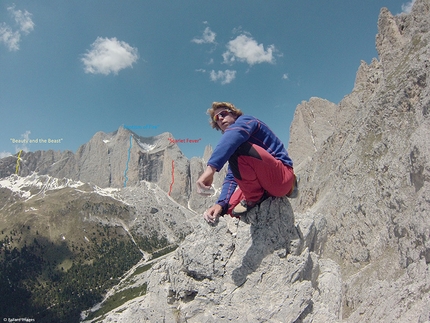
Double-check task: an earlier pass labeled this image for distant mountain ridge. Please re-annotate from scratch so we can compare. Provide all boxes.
[1,128,180,190]
[0,126,225,210]
[0,129,221,321]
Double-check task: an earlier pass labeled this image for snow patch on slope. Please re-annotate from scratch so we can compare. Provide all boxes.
[0,173,122,201]
[135,138,156,151]
[0,173,83,199]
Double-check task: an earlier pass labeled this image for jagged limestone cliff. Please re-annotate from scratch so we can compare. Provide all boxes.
[82,1,429,322]
[1,1,429,322]
[83,198,333,322]
[0,127,218,208]
[289,0,430,321]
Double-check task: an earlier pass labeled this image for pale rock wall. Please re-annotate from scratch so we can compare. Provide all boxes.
[289,0,430,321]
[86,198,339,323]
[2,1,430,321]
[101,1,430,321]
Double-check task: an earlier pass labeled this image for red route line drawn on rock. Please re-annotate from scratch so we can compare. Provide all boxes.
[168,160,174,196]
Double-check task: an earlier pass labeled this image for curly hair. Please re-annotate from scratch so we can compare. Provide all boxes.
[207,102,243,131]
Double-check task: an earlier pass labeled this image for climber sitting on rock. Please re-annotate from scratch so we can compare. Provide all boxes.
[196,101,297,224]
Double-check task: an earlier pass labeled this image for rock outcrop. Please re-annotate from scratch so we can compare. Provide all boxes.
[83,198,335,322]
[1,1,429,322]
[289,0,430,321]
[83,1,429,322]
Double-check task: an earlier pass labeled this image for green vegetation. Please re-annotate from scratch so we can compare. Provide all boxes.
[83,262,154,320]
[0,184,187,322]
[0,190,145,323]
[85,284,148,321]
[0,228,142,322]
[152,244,178,259]
[133,263,152,276]
[133,230,170,253]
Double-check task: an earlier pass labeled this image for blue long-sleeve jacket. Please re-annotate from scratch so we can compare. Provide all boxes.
[207,115,293,209]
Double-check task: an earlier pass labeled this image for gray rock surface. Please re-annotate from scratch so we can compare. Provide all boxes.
[84,1,429,322]
[289,0,430,321]
[2,1,429,321]
[84,198,335,323]
[0,128,222,209]
[289,97,338,164]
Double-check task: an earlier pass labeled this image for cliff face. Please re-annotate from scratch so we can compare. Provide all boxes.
[288,0,430,321]
[0,127,222,209]
[83,1,429,322]
[1,1,429,322]
[85,198,333,322]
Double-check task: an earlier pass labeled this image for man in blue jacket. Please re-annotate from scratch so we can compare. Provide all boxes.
[196,102,297,224]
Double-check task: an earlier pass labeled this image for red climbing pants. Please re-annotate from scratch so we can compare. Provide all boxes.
[226,143,295,215]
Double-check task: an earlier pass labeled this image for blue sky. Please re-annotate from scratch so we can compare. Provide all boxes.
[0,0,416,160]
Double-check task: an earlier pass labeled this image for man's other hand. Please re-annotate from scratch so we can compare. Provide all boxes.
[203,204,223,224]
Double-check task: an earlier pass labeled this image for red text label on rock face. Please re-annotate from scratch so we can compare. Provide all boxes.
[168,138,201,144]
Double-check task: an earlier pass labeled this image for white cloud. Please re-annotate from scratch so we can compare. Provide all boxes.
[0,24,20,51]
[9,5,35,34]
[209,70,236,85]
[192,27,216,44]
[282,73,289,80]
[20,130,31,152]
[82,37,139,75]
[0,5,34,51]
[223,34,276,66]
[12,130,31,153]
[401,0,416,14]
[0,151,12,158]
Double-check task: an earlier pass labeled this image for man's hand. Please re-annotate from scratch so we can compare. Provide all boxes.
[197,166,221,224]
[196,165,216,191]
[203,204,223,224]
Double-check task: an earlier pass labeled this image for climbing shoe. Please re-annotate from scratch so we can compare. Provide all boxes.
[232,192,269,216]
[287,174,299,198]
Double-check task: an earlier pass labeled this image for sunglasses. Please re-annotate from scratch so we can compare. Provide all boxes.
[213,109,231,122]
